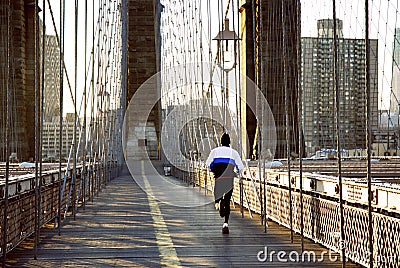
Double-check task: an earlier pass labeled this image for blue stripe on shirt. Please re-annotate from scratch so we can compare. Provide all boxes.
[210,157,236,170]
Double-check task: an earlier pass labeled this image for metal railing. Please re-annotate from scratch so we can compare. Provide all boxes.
[0,162,120,255]
[173,162,400,267]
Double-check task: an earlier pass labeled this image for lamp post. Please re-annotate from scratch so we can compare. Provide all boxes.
[213,18,240,132]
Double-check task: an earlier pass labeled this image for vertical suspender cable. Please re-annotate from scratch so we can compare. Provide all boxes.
[96,1,101,195]
[259,0,267,230]
[236,0,244,218]
[38,0,46,247]
[207,0,212,195]
[91,0,95,202]
[82,0,88,210]
[254,0,263,226]
[47,0,80,222]
[73,0,79,220]
[58,0,65,236]
[332,2,345,266]
[392,33,399,157]
[296,0,304,252]
[236,0,241,160]
[217,0,222,127]
[209,0,215,154]
[106,2,109,178]
[251,0,262,225]
[34,0,40,259]
[365,0,373,267]
[121,0,127,171]
[258,0,265,226]
[199,0,205,187]
[281,0,293,243]
[104,1,108,185]
[231,0,241,171]
[104,1,109,184]
[251,0,258,159]
[95,2,99,194]
[258,0,268,232]
[2,0,11,265]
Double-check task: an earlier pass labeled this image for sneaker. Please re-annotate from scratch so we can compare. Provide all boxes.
[222,223,229,234]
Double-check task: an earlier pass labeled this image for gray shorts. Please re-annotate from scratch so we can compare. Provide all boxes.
[214,177,234,200]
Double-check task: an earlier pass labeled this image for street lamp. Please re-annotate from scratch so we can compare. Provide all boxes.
[213,18,240,132]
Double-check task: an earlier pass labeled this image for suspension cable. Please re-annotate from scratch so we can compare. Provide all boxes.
[34,0,40,259]
[2,0,11,264]
[57,0,65,236]
[281,0,294,243]
[365,0,373,266]
[296,0,304,252]
[332,1,346,266]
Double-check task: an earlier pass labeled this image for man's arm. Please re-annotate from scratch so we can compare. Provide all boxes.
[205,149,214,168]
[234,150,244,172]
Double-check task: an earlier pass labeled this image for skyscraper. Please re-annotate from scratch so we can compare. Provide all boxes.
[302,19,378,156]
[390,28,400,116]
[43,35,60,122]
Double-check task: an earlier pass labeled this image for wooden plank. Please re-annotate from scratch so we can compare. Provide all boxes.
[6,161,360,267]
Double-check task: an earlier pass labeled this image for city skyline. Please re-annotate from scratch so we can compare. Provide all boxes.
[38,0,399,115]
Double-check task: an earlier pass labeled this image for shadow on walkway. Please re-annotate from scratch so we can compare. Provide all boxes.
[6,161,359,267]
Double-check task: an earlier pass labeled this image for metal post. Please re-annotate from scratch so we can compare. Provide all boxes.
[251,0,262,227]
[332,3,346,266]
[38,0,46,249]
[2,1,12,265]
[255,0,263,227]
[281,0,294,243]
[240,176,244,217]
[235,0,242,160]
[58,0,65,236]
[34,0,40,259]
[257,0,268,232]
[82,0,88,210]
[90,0,95,202]
[364,1,374,267]
[296,0,304,252]
[72,0,79,221]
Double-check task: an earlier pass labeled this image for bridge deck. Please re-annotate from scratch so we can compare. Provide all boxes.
[6,162,359,267]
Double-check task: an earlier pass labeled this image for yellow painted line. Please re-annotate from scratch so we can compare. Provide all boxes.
[141,161,181,267]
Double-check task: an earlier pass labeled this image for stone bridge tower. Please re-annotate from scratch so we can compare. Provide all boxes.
[125,0,161,160]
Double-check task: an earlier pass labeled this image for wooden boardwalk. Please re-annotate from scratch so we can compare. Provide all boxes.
[6,161,360,267]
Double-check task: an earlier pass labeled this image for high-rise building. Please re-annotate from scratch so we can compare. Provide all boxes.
[390,28,400,115]
[43,35,60,122]
[42,114,75,161]
[302,19,378,156]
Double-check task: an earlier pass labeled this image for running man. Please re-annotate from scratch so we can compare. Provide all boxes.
[206,133,244,234]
